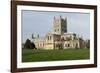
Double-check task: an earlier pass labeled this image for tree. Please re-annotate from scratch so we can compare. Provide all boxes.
[24,39,37,49]
[24,39,32,49]
[31,42,37,49]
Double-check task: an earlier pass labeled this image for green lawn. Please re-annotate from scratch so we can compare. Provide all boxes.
[22,48,90,62]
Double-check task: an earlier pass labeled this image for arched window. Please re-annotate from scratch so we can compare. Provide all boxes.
[76,43,78,48]
[68,44,70,47]
[58,29,59,31]
[48,36,49,40]
[49,36,52,40]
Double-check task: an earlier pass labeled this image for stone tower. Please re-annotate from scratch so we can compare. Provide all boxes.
[53,16,67,34]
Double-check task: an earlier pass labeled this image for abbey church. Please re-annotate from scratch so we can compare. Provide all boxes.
[32,16,86,49]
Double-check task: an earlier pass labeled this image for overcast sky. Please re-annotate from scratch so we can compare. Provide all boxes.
[22,10,90,43]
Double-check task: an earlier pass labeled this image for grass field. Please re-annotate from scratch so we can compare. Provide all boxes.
[22,48,89,62]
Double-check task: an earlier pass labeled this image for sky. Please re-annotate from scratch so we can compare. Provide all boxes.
[22,10,90,43]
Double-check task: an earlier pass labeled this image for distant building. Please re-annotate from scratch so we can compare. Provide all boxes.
[32,16,86,49]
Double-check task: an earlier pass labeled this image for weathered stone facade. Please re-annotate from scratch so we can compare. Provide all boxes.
[32,16,85,49]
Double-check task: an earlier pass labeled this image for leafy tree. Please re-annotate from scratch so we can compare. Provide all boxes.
[31,42,37,49]
[24,39,31,49]
[24,39,37,49]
